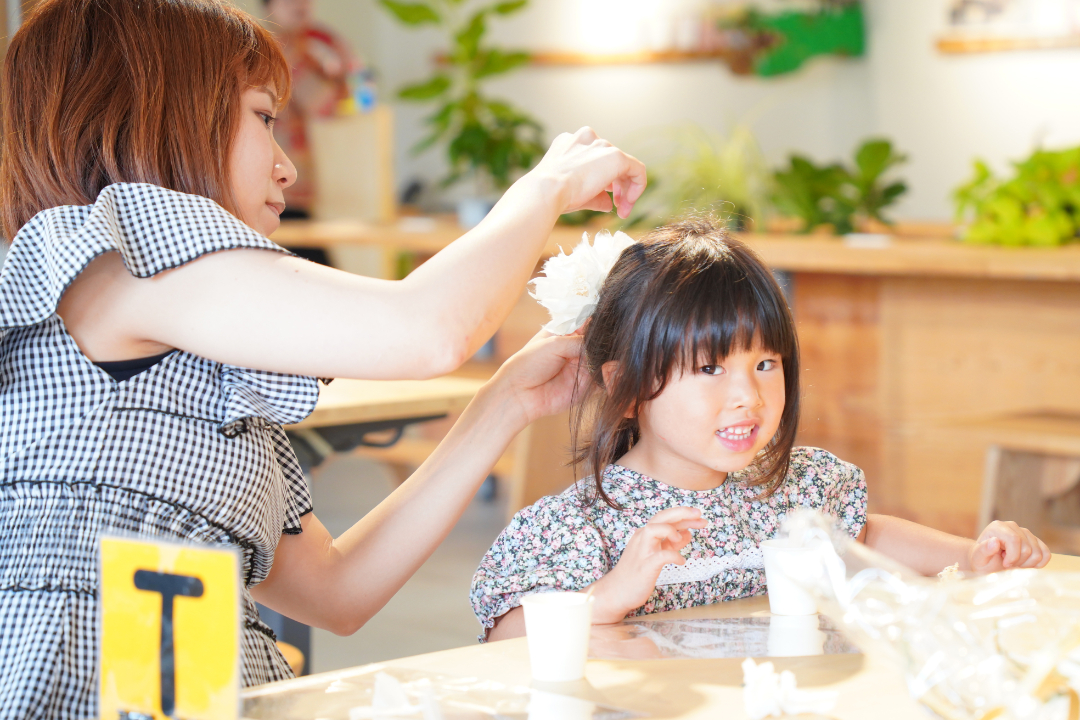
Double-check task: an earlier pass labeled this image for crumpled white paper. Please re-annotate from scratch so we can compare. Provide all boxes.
[347,672,443,719]
[529,229,636,335]
[742,658,839,719]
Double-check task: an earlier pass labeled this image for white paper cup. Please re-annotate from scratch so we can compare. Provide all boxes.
[520,591,594,682]
[761,538,819,615]
[528,689,596,720]
[767,614,826,657]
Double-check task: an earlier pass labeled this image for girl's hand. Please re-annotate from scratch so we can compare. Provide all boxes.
[482,331,586,430]
[524,127,647,219]
[969,520,1051,573]
[589,507,707,624]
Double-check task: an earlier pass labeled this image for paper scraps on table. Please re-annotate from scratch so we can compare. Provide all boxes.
[742,658,838,719]
[937,562,961,582]
[347,672,443,719]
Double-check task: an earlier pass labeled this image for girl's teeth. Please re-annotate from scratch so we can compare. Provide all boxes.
[718,427,753,440]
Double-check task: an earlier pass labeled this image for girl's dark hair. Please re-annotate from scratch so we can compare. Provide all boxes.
[572,216,800,508]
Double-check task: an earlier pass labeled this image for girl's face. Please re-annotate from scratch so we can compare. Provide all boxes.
[228,87,297,236]
[623,341,786,487]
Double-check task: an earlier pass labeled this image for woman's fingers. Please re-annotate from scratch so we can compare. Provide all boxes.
[535,128,648,218]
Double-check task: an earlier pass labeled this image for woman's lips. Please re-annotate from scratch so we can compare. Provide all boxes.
[715,424,759,453]
[266,202,285,216]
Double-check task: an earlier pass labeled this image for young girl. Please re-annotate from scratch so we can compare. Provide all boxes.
[472,217,1051,641]
[0,0,645,715]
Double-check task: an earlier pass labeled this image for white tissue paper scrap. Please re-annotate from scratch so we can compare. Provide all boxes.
[742,658,838,719]
[529,229,636,335]
[347,672,443,720]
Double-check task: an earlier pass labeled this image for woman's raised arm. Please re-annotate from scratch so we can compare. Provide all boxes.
[60,128,645,379]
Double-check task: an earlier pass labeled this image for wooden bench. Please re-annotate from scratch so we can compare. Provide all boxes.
[964,412,1080,554]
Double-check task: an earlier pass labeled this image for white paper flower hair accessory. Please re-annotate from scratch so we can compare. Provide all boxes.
[529,229,636,335]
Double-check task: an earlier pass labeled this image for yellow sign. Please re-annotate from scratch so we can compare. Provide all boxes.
[99,535,240,720]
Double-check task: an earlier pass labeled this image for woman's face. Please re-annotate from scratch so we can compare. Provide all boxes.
[228,87,296,236]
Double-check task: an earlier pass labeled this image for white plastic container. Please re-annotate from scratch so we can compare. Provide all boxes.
[767,614,826,657]
[520,591,595,682]
[761,538,819,616]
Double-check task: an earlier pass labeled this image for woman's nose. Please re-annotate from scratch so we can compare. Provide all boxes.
[273,146,298,189]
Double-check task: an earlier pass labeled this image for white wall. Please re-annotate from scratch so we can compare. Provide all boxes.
[240,0,1080,220]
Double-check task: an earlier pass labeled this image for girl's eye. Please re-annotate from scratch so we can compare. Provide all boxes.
[700,365,723,375]
[757,359,779,371]
[259,112,276,129]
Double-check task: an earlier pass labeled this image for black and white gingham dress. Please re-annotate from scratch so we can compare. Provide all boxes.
[0,183,321,718]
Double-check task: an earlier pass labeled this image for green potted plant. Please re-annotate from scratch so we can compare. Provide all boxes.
[953,147,1080,246]
[616,123,772,232]
[379,0,544,227]
[772,138,908,234]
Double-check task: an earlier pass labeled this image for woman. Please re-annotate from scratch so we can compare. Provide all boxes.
[0,0,646,716]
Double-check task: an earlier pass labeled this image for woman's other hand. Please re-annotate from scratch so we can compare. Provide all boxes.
[588,507,707,624]
[482,331,586,430]
[524,127,647,219]
[969,520,1051,572]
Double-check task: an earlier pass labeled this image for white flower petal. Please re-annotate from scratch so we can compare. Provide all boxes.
[529,229,636,335]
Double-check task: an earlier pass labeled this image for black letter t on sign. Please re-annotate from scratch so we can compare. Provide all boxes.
[133,570,204,717]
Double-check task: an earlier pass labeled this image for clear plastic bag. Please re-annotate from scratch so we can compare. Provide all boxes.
[778,510,1080,720]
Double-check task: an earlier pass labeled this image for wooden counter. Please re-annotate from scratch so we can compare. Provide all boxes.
[758,236,1080,535]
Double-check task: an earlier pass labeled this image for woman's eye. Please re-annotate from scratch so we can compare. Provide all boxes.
[259,112,276,129]
[757,359,778,371]
[700,365,722,375]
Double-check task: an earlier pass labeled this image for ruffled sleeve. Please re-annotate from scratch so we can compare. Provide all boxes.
[218,367,320,438]
[469,489,609,639]
[0,182,289,330]
[786,447,868,539]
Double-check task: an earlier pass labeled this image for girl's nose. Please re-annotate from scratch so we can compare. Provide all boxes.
[728,373,764,409]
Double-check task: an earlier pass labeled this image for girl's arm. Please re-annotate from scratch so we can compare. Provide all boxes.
[486,506,706,641]
[58,129,646,379]
[858,513,1051,575]
[250,333,585,634]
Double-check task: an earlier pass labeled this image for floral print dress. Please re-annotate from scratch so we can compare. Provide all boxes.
[470,447,867,637]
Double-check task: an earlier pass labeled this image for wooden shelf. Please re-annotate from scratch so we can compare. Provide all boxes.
[937,34,1080,54]
[526,49,738,67]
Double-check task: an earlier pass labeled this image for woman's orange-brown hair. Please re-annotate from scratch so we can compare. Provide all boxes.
[0,0,291,239]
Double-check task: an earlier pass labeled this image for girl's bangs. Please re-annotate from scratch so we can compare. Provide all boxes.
[670,261,795,377]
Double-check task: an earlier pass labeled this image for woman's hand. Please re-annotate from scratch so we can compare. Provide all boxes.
[589,507,707,624]
[523,127,648,219]
[968,520,1051,572]
[482,331,586,429]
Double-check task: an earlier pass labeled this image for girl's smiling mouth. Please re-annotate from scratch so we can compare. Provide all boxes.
[716,424,758,452]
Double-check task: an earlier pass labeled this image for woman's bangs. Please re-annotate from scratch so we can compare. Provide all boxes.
[236,16,292,106]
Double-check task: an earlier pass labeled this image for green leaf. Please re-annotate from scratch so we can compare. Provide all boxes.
[455,11,487,62]
[492,0,528,14]
[474,49,531,78]
[378,0,441,25]
[398,75,452,100]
